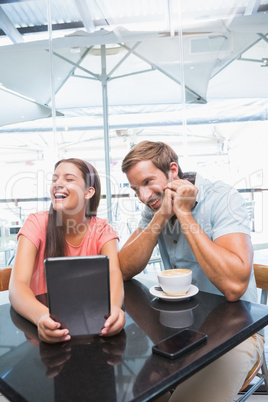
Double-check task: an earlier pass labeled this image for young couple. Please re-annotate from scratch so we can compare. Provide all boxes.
[9,141,264,401]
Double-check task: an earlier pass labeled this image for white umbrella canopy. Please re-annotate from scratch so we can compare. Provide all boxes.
[0,16,267,170]
[0,86,58,126]
[0,29,198,114]
[0,11,267,121]
[0,43,85,122]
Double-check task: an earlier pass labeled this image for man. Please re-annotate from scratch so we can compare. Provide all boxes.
[119,141,264,402]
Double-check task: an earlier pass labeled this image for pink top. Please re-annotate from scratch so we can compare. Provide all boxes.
[17,212,119,295]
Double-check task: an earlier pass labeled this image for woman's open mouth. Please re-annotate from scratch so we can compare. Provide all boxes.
[54,192,68,200]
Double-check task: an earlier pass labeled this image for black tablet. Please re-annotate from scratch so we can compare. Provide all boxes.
[44,256,110,336]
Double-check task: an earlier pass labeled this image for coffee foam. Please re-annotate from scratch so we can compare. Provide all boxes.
[160,269,191,277]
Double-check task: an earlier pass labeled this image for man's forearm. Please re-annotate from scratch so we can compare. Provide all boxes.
[176,212,253,301]
[119,213,168,280]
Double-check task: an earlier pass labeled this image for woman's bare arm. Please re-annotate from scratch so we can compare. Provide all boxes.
[100,239,126,336]
[9,235,71,343]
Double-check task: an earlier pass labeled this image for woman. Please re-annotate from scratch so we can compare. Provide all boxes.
[9,158,125,343]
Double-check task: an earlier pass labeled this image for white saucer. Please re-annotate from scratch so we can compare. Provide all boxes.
[149,284,199,301]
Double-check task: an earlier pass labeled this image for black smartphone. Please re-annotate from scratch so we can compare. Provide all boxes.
[152,329,208,359]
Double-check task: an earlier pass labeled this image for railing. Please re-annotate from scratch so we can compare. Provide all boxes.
[237,188,268,194]
[237,188,268,233]
[1,189,267,267]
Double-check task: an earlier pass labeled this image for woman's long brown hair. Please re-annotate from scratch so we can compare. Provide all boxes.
[45,159,101,258]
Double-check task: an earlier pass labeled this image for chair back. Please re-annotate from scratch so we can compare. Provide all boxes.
[253,264,268,291]
[0,267,12,291]
[253,263,268,305]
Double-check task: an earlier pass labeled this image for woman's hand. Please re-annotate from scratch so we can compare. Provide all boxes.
[100,306,126,337]
[37,313,71,344]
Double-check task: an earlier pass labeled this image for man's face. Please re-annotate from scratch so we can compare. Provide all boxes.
[126,160,171,211]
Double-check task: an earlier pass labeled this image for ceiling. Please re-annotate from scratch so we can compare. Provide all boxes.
[0,0,268,38]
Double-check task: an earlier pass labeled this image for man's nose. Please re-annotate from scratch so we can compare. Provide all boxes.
[139,187,152,204]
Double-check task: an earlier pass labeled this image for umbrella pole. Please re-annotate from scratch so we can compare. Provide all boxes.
[101,44,112,223]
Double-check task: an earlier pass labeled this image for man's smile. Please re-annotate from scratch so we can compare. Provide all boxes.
[147,196,161,209]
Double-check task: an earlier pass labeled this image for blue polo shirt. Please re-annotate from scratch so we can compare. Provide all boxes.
[138,173,258,303]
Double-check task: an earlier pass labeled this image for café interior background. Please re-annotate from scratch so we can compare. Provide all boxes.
[0,0,268,246]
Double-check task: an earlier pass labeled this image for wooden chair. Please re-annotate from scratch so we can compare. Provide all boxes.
[0,267,12,291]
[254,263,268,304]
[236,263,268,401]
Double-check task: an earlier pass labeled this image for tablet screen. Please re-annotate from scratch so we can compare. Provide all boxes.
[45,256,110,336]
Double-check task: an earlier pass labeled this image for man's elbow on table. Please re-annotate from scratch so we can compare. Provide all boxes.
[120,263,139,281]
[118,252,128,280]
[118,253,143,281]
[224,281,250,302]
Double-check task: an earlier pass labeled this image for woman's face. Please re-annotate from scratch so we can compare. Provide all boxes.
[50,162,93,216]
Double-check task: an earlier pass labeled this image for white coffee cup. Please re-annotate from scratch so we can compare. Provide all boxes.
[157,268,192,296]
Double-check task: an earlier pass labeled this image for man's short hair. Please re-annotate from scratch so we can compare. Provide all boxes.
[122,141,183,178]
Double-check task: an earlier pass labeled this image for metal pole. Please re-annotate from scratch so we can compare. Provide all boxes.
[47,0,58,164]
[100,44,112,223]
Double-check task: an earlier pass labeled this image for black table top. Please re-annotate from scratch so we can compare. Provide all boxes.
[0,275,268,402]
